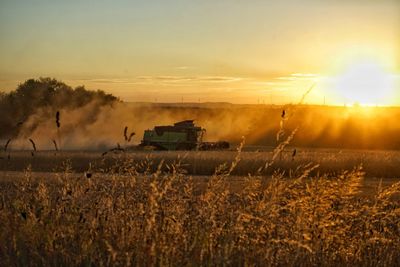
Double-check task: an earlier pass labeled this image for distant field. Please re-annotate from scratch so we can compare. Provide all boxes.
[1,147,400,178]
[1,147,399,200]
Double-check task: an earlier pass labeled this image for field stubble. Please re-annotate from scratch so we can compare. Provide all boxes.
[0,147,400,266]
[1,148,400,177]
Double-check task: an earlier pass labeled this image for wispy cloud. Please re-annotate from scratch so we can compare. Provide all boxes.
[175,66,191,70]
[79,78,132,84]
[275,73,319,82]
[135,75,243,84]
[291,73,318,77]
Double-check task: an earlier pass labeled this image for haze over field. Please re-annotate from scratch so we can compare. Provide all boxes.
[2,78,400,151]
[1,0,399,105]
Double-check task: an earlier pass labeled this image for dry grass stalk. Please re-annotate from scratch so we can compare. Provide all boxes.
[28,138,37,151]
[127,132,135,142]
[55,111,62,152]
[4,139,11,152]
[55,111,60,128]
[124,126,135,142]
[124,126,128,141]
[28,138,37,157]
[52,139,59,152]
[276,84,314,142]
[227,135,245,175]
[264,128,298,172]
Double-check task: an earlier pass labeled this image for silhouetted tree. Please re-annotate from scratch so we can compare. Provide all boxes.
[0,77,119,138]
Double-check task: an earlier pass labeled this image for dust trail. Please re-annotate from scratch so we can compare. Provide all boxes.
[2,78,400,150]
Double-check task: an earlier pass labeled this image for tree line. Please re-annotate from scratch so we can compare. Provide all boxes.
[0,77,119,138]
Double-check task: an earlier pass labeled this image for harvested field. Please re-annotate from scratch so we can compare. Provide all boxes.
[1,147,400,266]
[1,148,400,178]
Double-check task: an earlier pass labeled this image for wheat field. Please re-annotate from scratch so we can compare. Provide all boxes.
[1,147,400,266]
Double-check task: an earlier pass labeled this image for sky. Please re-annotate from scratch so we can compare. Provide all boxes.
[0,0,399,105]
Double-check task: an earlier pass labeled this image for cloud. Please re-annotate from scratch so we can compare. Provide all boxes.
[291,73,318,77]
[276,73,319,81]
[198,76,242,82]
[135,76,243,83]
[79,78,132,84]
[175,66,191,70]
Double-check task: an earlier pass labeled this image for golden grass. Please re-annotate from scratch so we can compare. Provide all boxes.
[0,151,399,266]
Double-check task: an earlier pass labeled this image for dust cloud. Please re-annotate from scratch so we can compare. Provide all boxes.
[2,78,400,151]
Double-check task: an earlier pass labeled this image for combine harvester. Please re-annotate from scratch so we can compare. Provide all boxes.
[140,120,229,151]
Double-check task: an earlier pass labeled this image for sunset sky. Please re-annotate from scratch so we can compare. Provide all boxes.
[1,0,399,105]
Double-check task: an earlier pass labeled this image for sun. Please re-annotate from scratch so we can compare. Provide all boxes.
[332,61,395,106]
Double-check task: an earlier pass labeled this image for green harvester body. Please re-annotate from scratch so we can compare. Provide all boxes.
[141,120,203,150]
